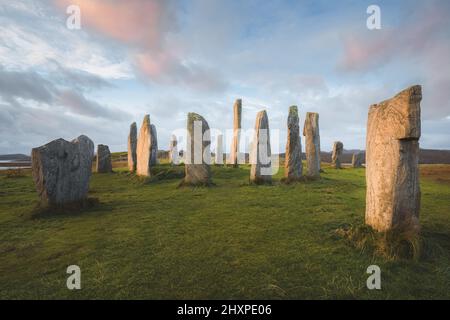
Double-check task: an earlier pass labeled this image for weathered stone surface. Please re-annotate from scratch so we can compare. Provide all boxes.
[352,152,364,168]
[365,85,422,232]
[169,135,179,165]
[150,124,158,165]
[285,106,303,180]
[229,99,242,166]
[215,134,224,165]
[31,135,94,206]
[127,122,137,172]
[250,110,272,183]
[303,112,321,177]
[184,113,212,185]
[136,115,153,177]
[331,141,344,169]
[96,144,112,173]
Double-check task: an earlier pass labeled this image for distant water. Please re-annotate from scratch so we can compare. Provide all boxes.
[0,159,31,170]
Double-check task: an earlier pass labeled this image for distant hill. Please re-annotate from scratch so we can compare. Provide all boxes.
[0,154,31,161]
[419,149,450,164]
[318,149,450,164]
[3,148,449,165]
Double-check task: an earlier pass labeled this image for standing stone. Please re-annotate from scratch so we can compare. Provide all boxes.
[215,134,224,165]
[285,106,303,180]
[365,85,422,232]
[150,124,158,165]
[127,122,137,172]
[169,135,179,165]
[331,141,344,169]
[31,135,94,206]
[96,144,112,173]
[136,115,153,177]
[184,113,212,185]
[303,112,321,178]
[229,99,242,167]
[352,152,364,168]
[250,110,272,183]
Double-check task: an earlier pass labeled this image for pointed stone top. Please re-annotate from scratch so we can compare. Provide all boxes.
[393,85,422,103]
[130,122,137,129]
[142,115,150,126]
[289,105,298,116]
[72,135,94,146]
[303,112,319,136]
[305,111,318,117]
[187,112,205,122]
[369,85,421,140]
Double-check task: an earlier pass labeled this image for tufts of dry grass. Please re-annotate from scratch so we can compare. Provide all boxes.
[335,221,442,261]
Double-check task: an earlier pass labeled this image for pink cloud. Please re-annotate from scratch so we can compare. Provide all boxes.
[53,0,227,91]
[54,0,174,50]
[338,5,449,72]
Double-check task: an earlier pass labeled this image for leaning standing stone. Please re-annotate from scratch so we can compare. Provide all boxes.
[184,113,212,185]
[229,99,242,167]
[352,152,364,168]
[303,112,321,178]
[285,106,303,180]
[136,115,153,177]
[96,144,112,173]
[31,135,94,206]
[150,124,158,165]
[127,122,137,172]
[250,110,272,184]
[331,141,344,169]
[365,85,422,232]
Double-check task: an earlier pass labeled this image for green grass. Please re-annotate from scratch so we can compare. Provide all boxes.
[0,163,449,299]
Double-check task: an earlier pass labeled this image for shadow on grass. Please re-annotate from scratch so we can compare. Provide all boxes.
[177,179,217,189]
[28,197,103,220]
[334,222,445,262]
[121,164,185,184]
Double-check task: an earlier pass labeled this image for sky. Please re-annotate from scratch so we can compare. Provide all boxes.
[0,0,449,155]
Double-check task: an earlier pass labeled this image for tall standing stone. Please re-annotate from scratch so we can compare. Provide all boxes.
[184,113,212,185]
[150,124,158,165]
[365,85,422,232]
[127,122,137,172]
[215,134,224,165]
[331,141,344,169]
[229,99,242,167]
[96,144,112,173]
[285,106,303,180]
[250,110,272,184]
[303,112,321,178]
[31,135,94,206]
[136,115,153,177]
[169,135,179,165]
[352,152,364,168]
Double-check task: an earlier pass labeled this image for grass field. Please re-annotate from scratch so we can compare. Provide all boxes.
[0,162,449,299]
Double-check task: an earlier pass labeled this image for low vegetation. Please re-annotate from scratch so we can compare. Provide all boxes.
[0,162,449,299]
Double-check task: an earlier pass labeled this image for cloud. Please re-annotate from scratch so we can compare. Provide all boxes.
[338,6,449,72]
[0,66,129,121]
[0,67,55,104]
[57,89,129,120]
[54,0,176,49]
[0,2,132,80]
[52,0,228,92]
[337,1,450,119]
